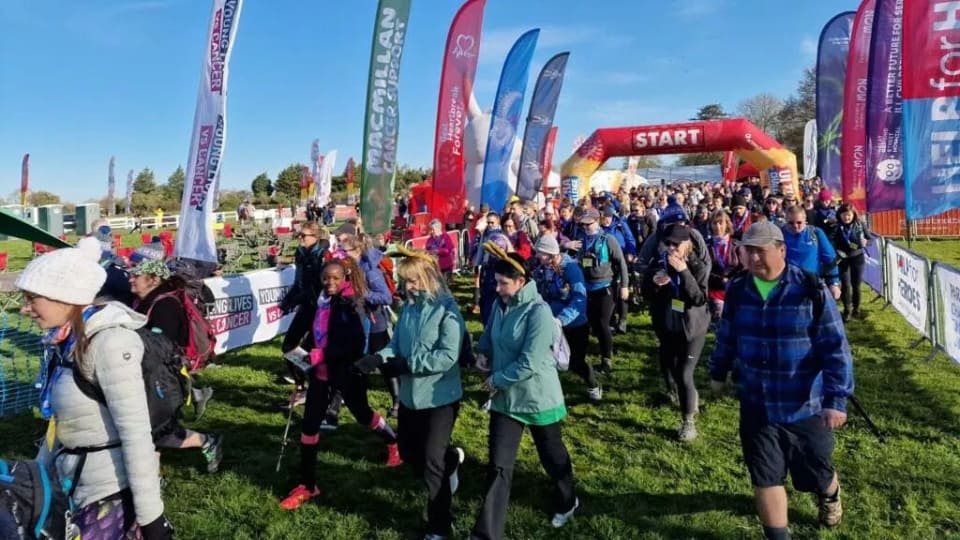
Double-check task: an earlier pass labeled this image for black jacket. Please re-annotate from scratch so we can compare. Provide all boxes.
[324,294,367,365]
[134,285,190,348]
[642,254,710,340]
[281,242,329,312]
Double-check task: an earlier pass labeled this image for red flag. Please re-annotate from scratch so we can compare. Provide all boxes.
[541,126,558,197]
[721,151,739,183]
[20,153,29,207]
[430,0,487,224]
[841,0,875,213]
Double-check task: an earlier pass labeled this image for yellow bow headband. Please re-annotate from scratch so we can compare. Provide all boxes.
[482,241,526,276]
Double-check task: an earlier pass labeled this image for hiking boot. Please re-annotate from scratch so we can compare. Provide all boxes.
[201,434,223,473]
[677,417,698,443]
[192,386,214,420]
[818,486,842,527]
[319,416,339,432]
[385,443,403,467]
[279,484,321,510]
[587,386,603,402]
[550,497,579,528]
[594,358,613,374]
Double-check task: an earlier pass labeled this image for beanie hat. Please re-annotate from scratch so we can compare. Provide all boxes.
[819,189,833,202]
[16,246,107,305]
[534,234,560,255]
[659,202,688,225]
[731,194,748,208]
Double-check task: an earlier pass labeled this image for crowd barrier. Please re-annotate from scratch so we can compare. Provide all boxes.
[868,209,960,238]
[403,230,467,273]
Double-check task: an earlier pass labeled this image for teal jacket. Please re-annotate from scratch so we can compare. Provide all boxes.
[381,292,464,410]
[477,281,565,417]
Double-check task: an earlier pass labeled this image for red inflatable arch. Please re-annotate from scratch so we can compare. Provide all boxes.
[560,118,799,198]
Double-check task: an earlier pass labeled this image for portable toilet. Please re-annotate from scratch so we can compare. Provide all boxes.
[0,205,24,241]
[74,204,100,236]
[37,205,64,237]
[23,206,38,226]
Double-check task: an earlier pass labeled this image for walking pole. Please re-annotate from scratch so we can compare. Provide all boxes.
[848,395,884,443]
[276,390,298,473]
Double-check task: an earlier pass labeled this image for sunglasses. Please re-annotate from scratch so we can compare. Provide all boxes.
[664,241,681,248]
[297,233,315,239]
[789,221,805,225]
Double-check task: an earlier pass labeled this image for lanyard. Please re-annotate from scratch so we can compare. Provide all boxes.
[733,212,749,231]
[841,224,853,244]
[37,306,99,419]
[712,239,728,271]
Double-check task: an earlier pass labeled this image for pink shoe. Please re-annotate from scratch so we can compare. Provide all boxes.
[385,443,403,467]
[279,484,321,510]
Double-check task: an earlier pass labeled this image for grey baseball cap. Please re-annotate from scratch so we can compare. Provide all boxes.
[740,220,784,247]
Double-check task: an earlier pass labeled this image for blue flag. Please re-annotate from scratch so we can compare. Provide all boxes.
[516,52,569,201]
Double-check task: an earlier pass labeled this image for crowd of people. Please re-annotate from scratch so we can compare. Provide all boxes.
[3,175,860,540]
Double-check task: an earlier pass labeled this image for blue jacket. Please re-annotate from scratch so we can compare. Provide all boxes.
[781,225,840,285]
[532,254,587,328]
[708,264,854,424]
[602,216,637,257]
[359,247,393,334]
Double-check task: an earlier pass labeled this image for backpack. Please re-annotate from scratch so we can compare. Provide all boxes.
[726,270,826,328]
[0,458,68,540]
[551,317,571,371]
[150,290,216,373]
[73,327,189,440]
[378,257,398,298]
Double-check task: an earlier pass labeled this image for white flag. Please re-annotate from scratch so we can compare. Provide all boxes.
[318,150,337,207]
[175,0,243,263]
[803,119,817,180]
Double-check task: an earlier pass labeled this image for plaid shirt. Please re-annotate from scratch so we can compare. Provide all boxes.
[709,264,854,424]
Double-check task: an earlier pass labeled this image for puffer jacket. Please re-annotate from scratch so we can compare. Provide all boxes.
[359,247,393,334]
[48,302,163,526]
[280,241,328,312]
[382,292,464,410]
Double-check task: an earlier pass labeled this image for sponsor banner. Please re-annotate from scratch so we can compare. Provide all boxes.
[842,0,875,213]
[885,242,930,336]
[311,139,321,202]
[902,0,960,219]
[542,126,558,197]
[20,154,29,207]
[176,0,243,262]
[125,170,134,215]
[865,0,905,211]
[107,157,116,216]
[204,267,295,354]
[722,151,739,183]
[361,0,411,234]
[480,28,540,211]
[803,119,818,180]
[430,0,486,226]
[640,165,723,184]
[517,52,570,201]
[816,11,855,195]
[345,157,357,204]
[318,150,336,207]
[863,236,884,293]
[934,262,960,363]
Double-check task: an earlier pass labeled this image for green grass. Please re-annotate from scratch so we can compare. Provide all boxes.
[903,238,960,269]
[3,275,960,539]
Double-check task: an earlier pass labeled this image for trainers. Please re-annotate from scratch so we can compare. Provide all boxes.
[594,358,612,374]
[192,386,214,420]
[550,497,579,528]
[449,446,465,495]
[423,535,446,540]
[587,386,603,402]
[677,418,698,442]
[201,434,224,473]
[385,443,403,467]
[279,484,321,510]
[471,305,481,315]
[319,414,339,431]
[818,486,843,527]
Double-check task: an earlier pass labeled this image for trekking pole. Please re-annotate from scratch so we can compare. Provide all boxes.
[848,395,884,443]
[276,390,297,473]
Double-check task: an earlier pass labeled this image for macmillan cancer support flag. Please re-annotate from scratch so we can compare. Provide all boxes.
[125,170,134,215]
[345,157,357,203]
[865,0,905,211]
[107,156,116,216]
[360,0,411,234]
[20,154,29,207]
[430,0,486,225]
[841,0,877,213]
[480,29,540,211]
[803,120,818,179]
[517,51,570,201]
[902,0,960,219]
[318,150,337,207]
[816,11,855,194]
[175,0,243,263]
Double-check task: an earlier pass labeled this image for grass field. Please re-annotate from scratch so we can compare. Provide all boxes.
[0,237,959,538]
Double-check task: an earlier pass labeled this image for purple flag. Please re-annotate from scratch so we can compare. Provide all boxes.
[865,0,905,211]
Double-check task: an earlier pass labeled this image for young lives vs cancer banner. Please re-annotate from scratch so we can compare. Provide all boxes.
[176,0,243,263]
[204,267,296,354]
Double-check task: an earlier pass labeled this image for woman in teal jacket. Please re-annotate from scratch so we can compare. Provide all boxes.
[354,250,465,540]
[469,253,579,540]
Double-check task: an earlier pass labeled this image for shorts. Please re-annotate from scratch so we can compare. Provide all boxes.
[739,413,835,493]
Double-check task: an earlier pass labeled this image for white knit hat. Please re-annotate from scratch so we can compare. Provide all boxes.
[15,244,107,305]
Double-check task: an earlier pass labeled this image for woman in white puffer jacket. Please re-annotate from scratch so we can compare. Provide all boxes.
[17,241,173,539]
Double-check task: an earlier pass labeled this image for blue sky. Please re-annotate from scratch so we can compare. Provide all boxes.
[0,0,859,203]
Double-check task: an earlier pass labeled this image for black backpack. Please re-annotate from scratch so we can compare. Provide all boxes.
[0,458,68,540]
[73,327,189,440]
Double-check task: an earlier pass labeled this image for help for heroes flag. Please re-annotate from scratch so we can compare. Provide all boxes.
[176,0,243,263]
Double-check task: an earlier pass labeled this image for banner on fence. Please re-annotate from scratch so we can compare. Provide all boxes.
[885,242,930,336]
[934,263,960,363]
[203,267,295,354]
[863,237,883,294]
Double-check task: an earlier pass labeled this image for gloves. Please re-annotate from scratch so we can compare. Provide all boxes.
[141,515,174,540]
[380,356,410,377]
[353,354,384,375]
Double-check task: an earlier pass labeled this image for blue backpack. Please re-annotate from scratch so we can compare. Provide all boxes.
[0,458,69,539]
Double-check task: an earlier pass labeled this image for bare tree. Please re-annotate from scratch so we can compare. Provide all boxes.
[737,93,784,135]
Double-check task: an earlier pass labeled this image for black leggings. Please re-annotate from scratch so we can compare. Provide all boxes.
[302,362,392,438]
[398,402,461,536]
[586,286,615,360]
[563,323,598,388]
[655,331,706,417]
[838,253,865,312]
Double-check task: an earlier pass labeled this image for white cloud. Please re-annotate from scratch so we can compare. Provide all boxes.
[801,36,818,59]
[675,0,722,18]
[479,24,633,65]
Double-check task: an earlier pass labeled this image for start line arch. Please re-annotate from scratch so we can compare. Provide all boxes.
[560,118,799,198]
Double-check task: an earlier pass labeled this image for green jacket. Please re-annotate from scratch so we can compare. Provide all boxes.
[381,292,464,410]
[477,281,565,417]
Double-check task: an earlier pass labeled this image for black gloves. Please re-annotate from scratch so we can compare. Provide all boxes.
[353,354,384,375]
[141,515,174,540]
[380,356,411,377]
